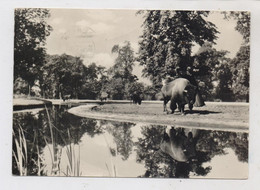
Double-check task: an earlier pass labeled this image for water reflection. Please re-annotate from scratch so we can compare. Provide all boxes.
[136,125,248,178]
[12,105,248,178]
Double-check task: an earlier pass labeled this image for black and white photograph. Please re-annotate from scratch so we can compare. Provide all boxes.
[12,8,249,179]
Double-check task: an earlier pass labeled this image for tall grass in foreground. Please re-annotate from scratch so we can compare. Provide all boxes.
[13,106,82,176]
[33,143,46,176]
[103,133,117,177]
[63,129,81,176]
[12,125,28,176]
[43,106,61,176]
[45,106,81,176]
[13,122,46,176]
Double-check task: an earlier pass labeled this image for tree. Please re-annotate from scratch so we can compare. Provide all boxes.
[143,85,158,100]
[105,41,138,99]
[79,63,106,99]
[105,78,126,100]
[223,11,250,44]
[127,82,145,99]
[224,12,250,102]
[110,41,136,82]
[42,54,86,99]
[193,43,232,101]
[137,10,219,87]
[229,45,250,101]
[14,8,52,95]
[214,61,233,101]
[43,54,109,100]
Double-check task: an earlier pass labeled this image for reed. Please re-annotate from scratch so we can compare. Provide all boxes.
[13,106,82,176]
[12,125,28,176]
[103,134,117,177]
[44,106,61,176]
[13,121,47,176]
[34,143,46,176]
[43,106,81,176]
[63,129,81,176]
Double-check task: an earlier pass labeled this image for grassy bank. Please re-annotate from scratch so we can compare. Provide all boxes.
[68,102,249,132]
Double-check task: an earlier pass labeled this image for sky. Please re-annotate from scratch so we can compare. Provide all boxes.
[45,9,244,84]
[46,9,143,67]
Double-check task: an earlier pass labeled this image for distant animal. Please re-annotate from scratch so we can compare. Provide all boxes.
[100,92,108,102]
[62,94,71,102]
[160,127,198,162]
[131,93,142,105]
[161,78,197,114]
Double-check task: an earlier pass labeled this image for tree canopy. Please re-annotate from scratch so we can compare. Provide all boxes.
[13,9,250,102]
[14,8,52,91]
[227,12,250,101]
[42,54,105,99]
[43,54,86,98]
[104,41,144,100]
[223,11,250,44]
[193,43,232,100]
[137,10,219,87]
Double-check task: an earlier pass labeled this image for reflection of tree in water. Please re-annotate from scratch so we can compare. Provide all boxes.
[135,125,212,178]
[13,106,248,176]
[12,113,45,175]
[12,105,104,175]
[47,106,104,146]
[135,125,248,178]
[136,125,172,177]
[196,130,248,163]
[233,133,248,162]
[100,120,134,161]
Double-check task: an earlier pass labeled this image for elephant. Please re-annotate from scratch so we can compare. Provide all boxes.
[161,78,197,114]
[160,127,198,162]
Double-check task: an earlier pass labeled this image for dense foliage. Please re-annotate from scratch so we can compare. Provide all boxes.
[14,8,52,94]
[193,43,232,101]
[224,12,250,102]
[137,10,219,87]
[103,41,145,100]
[13,9,250,102]
[42,54,105,99]
[229,45,250,101]
[135,126,247,178]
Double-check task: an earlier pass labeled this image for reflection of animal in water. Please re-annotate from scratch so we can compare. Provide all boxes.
[161,78,197,115]
[131,93,142,105]
[62,95,71,102]
[160,127,198,162]
[100,92,108,102]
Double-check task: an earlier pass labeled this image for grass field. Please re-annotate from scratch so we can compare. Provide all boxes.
[69,101,249,132]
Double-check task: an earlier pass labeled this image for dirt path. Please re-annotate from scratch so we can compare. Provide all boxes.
[68,102,249,132]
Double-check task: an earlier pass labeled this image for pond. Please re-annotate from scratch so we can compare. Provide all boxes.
[12,105,248,178]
